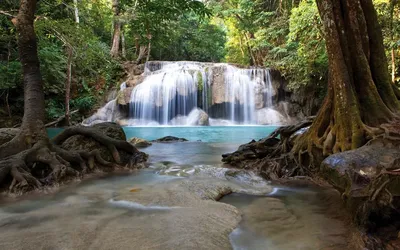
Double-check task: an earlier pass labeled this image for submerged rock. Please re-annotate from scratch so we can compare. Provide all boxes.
[128,137,152,148]
[152,136,188,142]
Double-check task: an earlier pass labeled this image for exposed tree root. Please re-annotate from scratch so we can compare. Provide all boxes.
[0,124,144,194]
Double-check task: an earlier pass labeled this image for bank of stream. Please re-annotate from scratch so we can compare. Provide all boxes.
[0,126,355,249]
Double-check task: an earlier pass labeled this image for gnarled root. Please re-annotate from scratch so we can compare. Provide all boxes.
[0,125,144,194]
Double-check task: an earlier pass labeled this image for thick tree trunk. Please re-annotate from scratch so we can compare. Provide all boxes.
[110,0,121,58]
[0,0,145,194]
[14,0,45,130]
[293,0,400,165]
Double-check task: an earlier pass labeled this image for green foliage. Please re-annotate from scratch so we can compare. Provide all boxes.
[0,61,22,90]
[277,0,327,90]
[211,0,327,91]
[374,0,400,83]
[149,15,226,62]
[70,96,97,112]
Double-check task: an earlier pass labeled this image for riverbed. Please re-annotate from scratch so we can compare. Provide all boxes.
[0,126,352,249]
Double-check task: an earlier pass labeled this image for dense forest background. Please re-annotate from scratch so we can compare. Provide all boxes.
[1,0,399,126]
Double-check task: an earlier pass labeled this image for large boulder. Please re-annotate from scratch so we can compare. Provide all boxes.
[187,108,209,126]
[321,139,400,197]
[61,123,147,168]
[82,100,127,126]
[256,108,285,125]
[321,138,400,233]
[0,128,19,145]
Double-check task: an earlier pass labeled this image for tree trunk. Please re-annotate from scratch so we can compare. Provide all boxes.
[121,27,126,58]
[135,35,140,56]
[73,0,79,24]
[293,0,400,165]
[14,0,45,130]
[392,48,396,83]
[110,0,121,58]
[0,0,145,194]
[390,0,397,83]
[146,33,152,62]
[65,46,72,126]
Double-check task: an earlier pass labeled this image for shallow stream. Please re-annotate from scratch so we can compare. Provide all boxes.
[0,126,352,249]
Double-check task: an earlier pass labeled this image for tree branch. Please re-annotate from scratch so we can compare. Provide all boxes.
[0,10,16,18]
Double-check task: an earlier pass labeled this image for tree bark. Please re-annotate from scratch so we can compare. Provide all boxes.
[389,0,397,83]
[65,46,72,126]
[73,0,79,24]
[14,0,45,130]
[110,0,121,58]
[293,0,400,165]
[146,33,152,62]
[121,26,126,58]
[392,48,396,83]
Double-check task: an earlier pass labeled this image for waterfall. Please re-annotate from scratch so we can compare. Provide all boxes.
[127,61,278,125]
[84,61,284,126]
[129,62,200,125]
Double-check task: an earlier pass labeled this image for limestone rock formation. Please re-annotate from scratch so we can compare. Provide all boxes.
[117,87,133,106]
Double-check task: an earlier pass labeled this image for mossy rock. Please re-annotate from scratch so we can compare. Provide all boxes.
[61,123,147,167]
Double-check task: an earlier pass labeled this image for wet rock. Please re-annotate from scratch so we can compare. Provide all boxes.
[126,75,144,88]
[0,128,19,145]
[128,137,152,148]
[210,65,226,105]
[82,100,126,126]
[61,123,147,168]
[116,87,133,106]
[152,136,188,142]
[256,108,285,125]
[187,108,209,126]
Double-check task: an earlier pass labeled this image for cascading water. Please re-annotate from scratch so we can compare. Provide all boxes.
[129,62,201,125]
[224,66,274,124]
[128,62,278,125]
[84,61,285,126]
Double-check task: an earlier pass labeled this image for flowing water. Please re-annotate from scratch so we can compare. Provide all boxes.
[85,61,285,126]
[0,126,352,250]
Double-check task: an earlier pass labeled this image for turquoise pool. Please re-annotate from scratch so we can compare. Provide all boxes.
[47,125,278,144]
